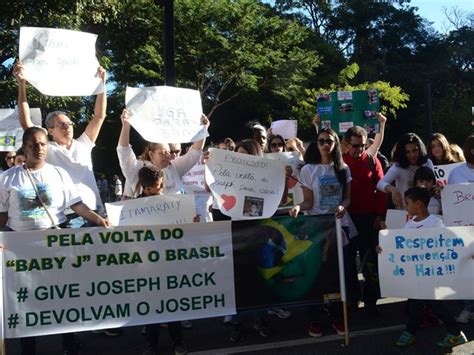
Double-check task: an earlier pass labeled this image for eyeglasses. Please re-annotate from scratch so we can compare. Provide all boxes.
[350,143,366,149]
[317,138,335,146]
[54,122,75,129]
[170,150,181,155]
[271,142,284,148]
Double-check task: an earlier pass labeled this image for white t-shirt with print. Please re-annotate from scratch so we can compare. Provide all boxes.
[46,132,102,211]
[0,164,81,231]
[299,163,352,215]
[404,214,444,229]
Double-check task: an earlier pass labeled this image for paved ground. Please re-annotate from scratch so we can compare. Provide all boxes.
[4,299,474,354]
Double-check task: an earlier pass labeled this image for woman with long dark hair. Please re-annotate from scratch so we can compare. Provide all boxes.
[377,132,433,209]
[288,128,351,338]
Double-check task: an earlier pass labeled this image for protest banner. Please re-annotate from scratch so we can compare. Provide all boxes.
[433,162,463,185]
[232,215,341,309]
[125,86,208,143]
[0,108,41,151]
[378,226,474,299]
[316,90,380,135]
[441,183,474,226]
[105,194,196,226]
[205,148,285,219]
[1,222,235,338]
[264,152,304,209]
[385,209,443,230]
[270,120,297,139]
[19,27,103,96]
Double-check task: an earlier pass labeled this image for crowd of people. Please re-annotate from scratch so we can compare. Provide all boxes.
[0,61,472,355]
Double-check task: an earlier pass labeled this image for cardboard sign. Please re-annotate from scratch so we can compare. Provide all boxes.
[385,209,443,230]
[0,108,41,151]
[441,183,474,226]
[125,86,208,143]
[105,194,197,226]
[316,90,381,135]
[19,27,103,96]
[270,120,297,139]
[205,148,285,219]
[379,226,474,299]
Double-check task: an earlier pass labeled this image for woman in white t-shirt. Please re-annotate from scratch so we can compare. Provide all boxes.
[0,127,109,355]
[377,132,433,209]
[288,128,350,338]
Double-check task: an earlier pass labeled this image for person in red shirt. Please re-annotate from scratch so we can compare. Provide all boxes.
[343,126,386,315]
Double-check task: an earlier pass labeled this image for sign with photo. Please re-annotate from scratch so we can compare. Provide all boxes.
[205,148,285,219]
[316,90,381,135]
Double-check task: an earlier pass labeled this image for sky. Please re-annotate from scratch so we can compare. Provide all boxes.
[410,0,473,33]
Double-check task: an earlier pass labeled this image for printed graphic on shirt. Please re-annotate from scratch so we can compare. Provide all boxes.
[17,182,52,221]
[318,175,341,210]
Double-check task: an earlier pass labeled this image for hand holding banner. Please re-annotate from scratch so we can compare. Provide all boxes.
[125,86,208,143]
[105,195,196,226]
[205,148,285,219]
[19,27,103,96]
[0,108,41,151]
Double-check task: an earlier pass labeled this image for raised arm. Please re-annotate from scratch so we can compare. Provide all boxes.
[190,115,210,151]
[368,113,387,156]
[84,66,107,143]
[13,62,33,130]
[118,109,131,147]
[313,113,320,135]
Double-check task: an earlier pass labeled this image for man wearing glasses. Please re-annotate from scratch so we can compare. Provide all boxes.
[342,125,386,316]
[13,62,107,228]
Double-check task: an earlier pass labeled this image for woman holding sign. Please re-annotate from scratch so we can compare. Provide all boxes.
[377,133,433,209]
[0,127,109,355]
[117,109,209,199]
[288,128,351,337]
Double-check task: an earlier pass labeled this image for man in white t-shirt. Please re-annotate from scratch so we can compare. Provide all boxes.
[14,62,107,227]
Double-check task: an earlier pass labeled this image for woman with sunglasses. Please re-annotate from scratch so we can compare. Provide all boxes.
[288,128,351,338]
[268,135,287,153]
[2,151,17,170]
[377,133,433,209]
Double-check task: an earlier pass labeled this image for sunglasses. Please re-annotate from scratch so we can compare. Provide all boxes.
[287,147,295,152]
[271,142,284,148]
[350,143,366,149]
[317,138,335,146]
[6,155,16,160]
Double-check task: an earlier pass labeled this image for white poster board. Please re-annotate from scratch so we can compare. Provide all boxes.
[205,148,285,219]
[379,226,474,299]
[19,27,103,96]
[1,222,235,338]
[182,155,207,194]
[0,108,41,151]
[270,120,297,139]
[105,194,196,226]
[264,152,304,209]
[433,163,463,186]
[125,86,208,143]
[441,183,474,226]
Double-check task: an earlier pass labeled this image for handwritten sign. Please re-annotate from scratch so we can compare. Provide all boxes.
[385,209,443,230]
[205,148,285,219]
[125,86,208,143]
[0,108,41,151]
[19,27,103,96]
[105,195,196,226]
[270,120,297,139]
[1,222,235,338]
[182,155,207,194]
[379,226,474,299]
[433,163,463,186]
[264,152,304,208]
[441,183,474,226]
